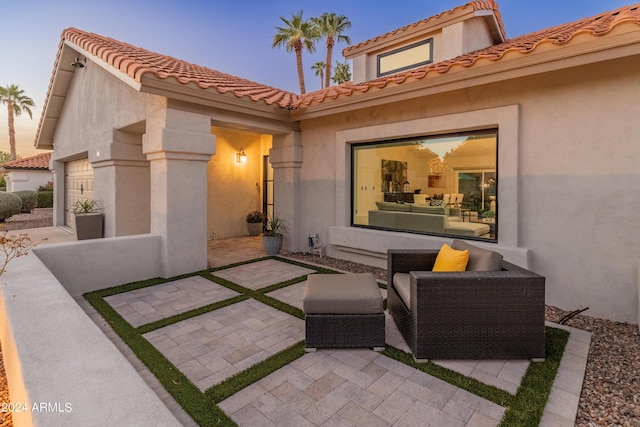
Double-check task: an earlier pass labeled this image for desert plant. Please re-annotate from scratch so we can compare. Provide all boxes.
[14,190,37,213]
[37,191,53,208]
[73,199,100,214]
[0,192,22,221]
[264,213,287,237]
[246,210,265,223]
[0,226,44,276]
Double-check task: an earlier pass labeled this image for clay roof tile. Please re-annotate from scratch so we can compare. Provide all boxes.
[1,152,51,170]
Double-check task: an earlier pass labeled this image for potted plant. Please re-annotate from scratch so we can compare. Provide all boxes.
[262,213,287,255]
[246,210,265,236]
[72,199,103,240]
[481,209,495,222]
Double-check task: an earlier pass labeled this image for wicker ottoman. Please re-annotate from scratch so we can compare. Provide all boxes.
[303,273,385,351]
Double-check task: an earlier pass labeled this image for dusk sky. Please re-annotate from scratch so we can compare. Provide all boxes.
[0,0,632,157]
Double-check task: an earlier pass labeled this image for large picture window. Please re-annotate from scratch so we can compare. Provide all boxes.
[352,129,498,241]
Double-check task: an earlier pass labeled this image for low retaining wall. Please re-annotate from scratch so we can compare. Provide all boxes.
[0,235,180,426]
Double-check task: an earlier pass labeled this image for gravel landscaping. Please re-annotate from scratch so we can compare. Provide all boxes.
[0,208,638,426]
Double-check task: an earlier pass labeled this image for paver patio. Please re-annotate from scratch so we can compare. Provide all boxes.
[78,237,590,426]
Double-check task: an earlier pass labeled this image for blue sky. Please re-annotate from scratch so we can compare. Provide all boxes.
[0,0,633,157]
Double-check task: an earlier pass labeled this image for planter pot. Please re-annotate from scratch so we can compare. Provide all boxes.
[74,213,103,240]
[263,234,283,255]
[247,222,263,236]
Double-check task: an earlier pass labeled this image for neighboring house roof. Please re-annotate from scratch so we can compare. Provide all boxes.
[1,152,51,170]
[295,3,640,108]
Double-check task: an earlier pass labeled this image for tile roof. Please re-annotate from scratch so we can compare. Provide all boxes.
[1,152,51,170]
[61,28,299,108]
[295,3,640,108]
[343,1,505,56]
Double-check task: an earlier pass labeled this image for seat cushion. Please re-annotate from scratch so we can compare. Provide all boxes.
[303,273,383,314]
[393,273,411,308]
[451,239,503,271]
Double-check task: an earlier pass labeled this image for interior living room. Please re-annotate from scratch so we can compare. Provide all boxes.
[352,129,497,240]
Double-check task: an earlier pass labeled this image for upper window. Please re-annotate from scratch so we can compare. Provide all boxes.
[377,39,433,77]
[352,130,498,241]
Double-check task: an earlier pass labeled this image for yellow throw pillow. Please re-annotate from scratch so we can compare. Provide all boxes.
[433,244,469,272]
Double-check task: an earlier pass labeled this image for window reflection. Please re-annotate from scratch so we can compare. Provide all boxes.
[352,130,498,240]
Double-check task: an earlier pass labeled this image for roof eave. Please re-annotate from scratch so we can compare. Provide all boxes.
[295,26,640,120]
[138,75,295,125]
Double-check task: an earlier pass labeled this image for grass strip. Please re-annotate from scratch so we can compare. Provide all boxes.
[500,327,570,426]
[208,341,306,403]
[383,346,513,406]
[84,289,236,426]
[136,294,249,334]
[382,326,569,427]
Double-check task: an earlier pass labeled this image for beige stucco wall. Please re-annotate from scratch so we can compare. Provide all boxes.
[297,56,640,324]
[207,128,269,239]
[50,61,162,235]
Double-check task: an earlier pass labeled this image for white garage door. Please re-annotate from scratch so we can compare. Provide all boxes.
[65,159,94,227]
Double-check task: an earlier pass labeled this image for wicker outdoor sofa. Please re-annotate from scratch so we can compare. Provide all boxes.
[387,247,546,361]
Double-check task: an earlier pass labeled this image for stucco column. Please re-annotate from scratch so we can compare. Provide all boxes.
[143,108,216,277]
[49,159,65,228]
[91,129,150,237]
[269,131,302,252]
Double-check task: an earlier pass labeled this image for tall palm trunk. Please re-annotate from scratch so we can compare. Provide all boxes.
[294,41,306,94]
[6,101,16,161]
[325,36,334,89]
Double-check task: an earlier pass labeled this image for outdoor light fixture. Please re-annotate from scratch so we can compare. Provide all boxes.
[235,148,247,164]
[71,57,86,68]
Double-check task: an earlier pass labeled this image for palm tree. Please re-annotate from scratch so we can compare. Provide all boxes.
[332,61,352,84]
[311,61,326,89]
[0,85,35,161]
[273,11,319,94]
[313,12,351,89]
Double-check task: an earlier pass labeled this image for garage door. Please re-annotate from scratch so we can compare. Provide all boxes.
[65,159,94,227]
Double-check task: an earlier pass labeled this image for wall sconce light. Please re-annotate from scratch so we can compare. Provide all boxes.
[235,148,247,164]
[71,57,86,68]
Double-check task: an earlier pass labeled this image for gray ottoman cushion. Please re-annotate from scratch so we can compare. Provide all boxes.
[303,273,383,315]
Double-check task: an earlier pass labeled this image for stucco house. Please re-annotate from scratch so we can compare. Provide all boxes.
[0,152,52,192]
[34,1,640,325]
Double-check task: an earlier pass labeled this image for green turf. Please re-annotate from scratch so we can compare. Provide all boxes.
[85,256,569,427]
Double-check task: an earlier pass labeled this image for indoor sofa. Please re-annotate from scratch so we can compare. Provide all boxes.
[368,202,489,237]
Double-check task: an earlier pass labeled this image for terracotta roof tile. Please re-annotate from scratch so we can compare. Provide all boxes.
[297,3,640,108]
[61,28,298,108]
[344,1,505,56]
[1,152,51,170]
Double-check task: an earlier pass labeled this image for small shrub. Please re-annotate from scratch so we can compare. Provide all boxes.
[38,180,53,192]
[14,190,38,213]
[37,191,53,208]
[0,192,22,222]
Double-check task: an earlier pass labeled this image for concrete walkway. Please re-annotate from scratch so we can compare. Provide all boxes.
[22,230,588,426]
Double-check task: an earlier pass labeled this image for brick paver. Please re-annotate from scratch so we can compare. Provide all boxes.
[219,349,505,426]
[212,259,315,290]
[144,298,304,391]
[104,275,239,327]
